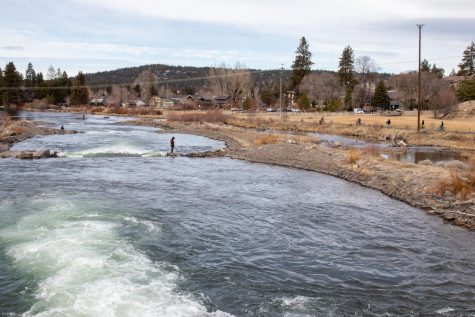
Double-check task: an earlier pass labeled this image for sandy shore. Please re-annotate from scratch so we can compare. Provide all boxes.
[1,113,474,230]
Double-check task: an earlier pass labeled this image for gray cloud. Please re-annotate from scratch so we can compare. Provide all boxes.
[1,46,25,51]
[369,18,475,38]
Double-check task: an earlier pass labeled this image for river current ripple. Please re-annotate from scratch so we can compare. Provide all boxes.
[0,112,474,316]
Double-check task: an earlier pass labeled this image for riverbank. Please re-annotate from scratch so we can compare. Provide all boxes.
[135,118,475,230]
[0,118,76,153]
[2,111,474,230]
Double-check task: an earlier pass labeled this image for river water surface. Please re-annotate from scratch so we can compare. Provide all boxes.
[1,112,475,316]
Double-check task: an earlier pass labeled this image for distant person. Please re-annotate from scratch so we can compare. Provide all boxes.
[60,125,64,131]
[386,119,391,127]
[170,136,175,153]
[356,118,362,126]
[421,120,425,129]
[319,116,325,125]
[439,121,444,131]
[82,115,85,120]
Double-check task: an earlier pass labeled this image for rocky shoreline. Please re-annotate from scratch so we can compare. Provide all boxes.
[148,120,475,231]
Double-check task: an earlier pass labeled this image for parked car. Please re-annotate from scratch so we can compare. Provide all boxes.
[291,108,301,112]
[353,108,364,114]
[266,108,276,112]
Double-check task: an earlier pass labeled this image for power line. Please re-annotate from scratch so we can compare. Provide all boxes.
[0,68,278,91]
[0,53,465,92]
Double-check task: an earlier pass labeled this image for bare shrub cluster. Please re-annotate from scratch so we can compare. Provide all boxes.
[364,145,380,157]
[168,110,228,123]
[346,149,361,164]
[434,160,475,199]
[255,135,282,145]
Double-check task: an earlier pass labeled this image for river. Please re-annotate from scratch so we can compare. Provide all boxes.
[1,112,474,316]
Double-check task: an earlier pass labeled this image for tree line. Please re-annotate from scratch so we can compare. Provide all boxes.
[287,38,475,113]
[1,40,474,112]
[0,62,89,108]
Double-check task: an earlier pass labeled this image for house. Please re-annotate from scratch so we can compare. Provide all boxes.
[150,96,163,108]
[197,96,213,108]
[162,99,175,109]
[388,90,402,110]
[214,95,231,108]
[128,99,146,107]
[90,97,106,106]
[443,75,467,89]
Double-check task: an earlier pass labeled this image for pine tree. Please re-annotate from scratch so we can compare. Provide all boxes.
[25,63,36,87]
[70,71,89,105]
[133,84,141,98]
[457,77,475,101]
[24,63,37,101]
[420,59,445,78]
[3,62,23,106]
[290,37,314,92]
[35,72,47,99]
[457,42,475,76]
[373,79,390,110]
[242,96,250,111]
[338,45,356,110]
[420,59,431,72]
[430,64,444,78]
[298,93,310,111]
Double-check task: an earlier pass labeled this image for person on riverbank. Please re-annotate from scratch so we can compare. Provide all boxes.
[386,119,391,127]
[170,136,175,153]
[421,120,425,129]
[439,121,444,131]
[356,118,362,126]
[60,125,64,131]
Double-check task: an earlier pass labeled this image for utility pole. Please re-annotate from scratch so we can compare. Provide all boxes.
[280,64,283,118]
[416,24,424,132]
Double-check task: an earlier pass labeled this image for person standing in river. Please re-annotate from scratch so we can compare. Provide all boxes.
[170,136,175,153]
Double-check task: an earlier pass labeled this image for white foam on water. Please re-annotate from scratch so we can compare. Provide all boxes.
[279,296,314,309]
[0,198,233,317]
[436,307,456,314]
[124,217,160,233]
[66,145,150,158]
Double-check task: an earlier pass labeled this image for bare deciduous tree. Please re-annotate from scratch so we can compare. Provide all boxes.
[355,56,378,106]
[134,70,158,103]
[300,72,344,108]
[108,85,131,106]
[208,63,252,106]
[391,71,457,116]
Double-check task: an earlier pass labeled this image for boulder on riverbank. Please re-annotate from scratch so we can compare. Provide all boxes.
[0,149,58,159]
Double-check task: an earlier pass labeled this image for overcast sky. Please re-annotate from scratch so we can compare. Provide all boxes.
[0,0,474,76]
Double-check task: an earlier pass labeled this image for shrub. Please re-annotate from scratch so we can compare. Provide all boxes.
[418,159,433,166]
[364,145,380,157]
[346,149,361,164]
[167,110,228,123]
[255,135,281,145]
[91,107,104,113]
[434,161,475,199]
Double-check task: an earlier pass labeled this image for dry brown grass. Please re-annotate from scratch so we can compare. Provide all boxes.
[255,135,282,145]
[105,107,163,116]
[434,160,475,199]
[24,99,50,110]
[168,110,227,123]
[90,106,105,113]
[364,145,380,157]
[346,149,361,164]
[1,116,12,128]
